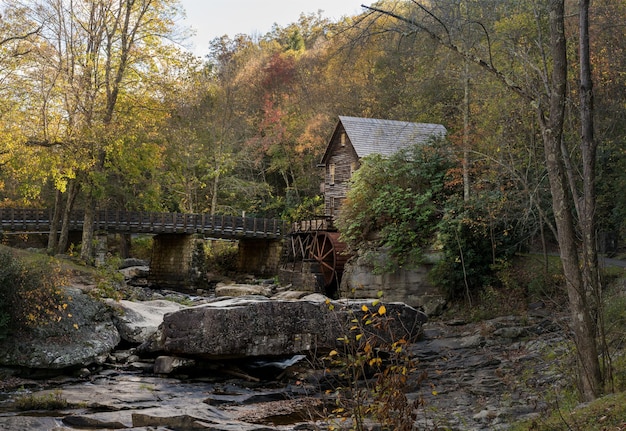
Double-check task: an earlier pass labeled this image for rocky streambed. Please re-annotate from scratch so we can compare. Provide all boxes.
[0,267,571,431]
[0,309,569,430]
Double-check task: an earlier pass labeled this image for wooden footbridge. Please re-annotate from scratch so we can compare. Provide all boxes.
[0,208,286,289]
[0,208,285,239]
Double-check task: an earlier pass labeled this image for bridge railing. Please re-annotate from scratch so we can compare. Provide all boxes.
[0,208,286,239]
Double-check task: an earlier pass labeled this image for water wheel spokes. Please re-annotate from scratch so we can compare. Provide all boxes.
[310,231,340,287]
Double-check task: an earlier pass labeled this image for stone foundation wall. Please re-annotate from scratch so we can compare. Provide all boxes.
[339,250,446,316]
[278,261,319,292]
[148,233,195,289]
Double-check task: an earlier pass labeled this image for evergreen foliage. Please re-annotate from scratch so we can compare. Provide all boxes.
[336,139,454,272]
[431,193,528,300]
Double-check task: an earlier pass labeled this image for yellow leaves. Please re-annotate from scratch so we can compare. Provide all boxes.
[337,336,349,344]
[377,305,387,316]
[325,298,335,311]
[73,323,79,330]
[329,350,338,357]
[369,357,382,367]
[361,304,369,312]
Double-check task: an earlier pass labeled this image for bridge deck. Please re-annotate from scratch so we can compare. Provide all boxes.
[0,208,285,239]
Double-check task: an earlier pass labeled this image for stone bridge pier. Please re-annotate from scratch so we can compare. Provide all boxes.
[148,234,284,289]
[147,234,196,289]
[237,238,284,277]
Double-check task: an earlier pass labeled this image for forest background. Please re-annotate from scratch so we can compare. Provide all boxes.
[0,0,625,405]
[0,0,623,246]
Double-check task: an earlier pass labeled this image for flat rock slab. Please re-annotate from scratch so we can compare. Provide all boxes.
[8,374,296,431]
[215,284,273,298]
[0,416,63,431]
[140,297,426,360]
[105,299,188,344]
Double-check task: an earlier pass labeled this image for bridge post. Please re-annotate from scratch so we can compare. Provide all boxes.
[148,234,195,289]
[237,238,283,276]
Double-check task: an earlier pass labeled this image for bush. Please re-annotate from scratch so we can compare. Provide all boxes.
[0,249,69,340]
[431,193,527,300]
[130,235,153,260]
[336,139,454,272]
[89,255,125,300]
[320,294,421,430]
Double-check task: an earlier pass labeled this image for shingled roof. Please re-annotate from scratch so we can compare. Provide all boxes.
[322,116,446,162]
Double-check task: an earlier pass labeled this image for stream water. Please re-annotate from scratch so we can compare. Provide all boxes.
[0,352,328,430]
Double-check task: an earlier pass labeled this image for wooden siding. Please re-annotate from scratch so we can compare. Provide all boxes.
[324,125,360,219]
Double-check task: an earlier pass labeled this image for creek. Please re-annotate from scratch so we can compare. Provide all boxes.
[0,299,569,431]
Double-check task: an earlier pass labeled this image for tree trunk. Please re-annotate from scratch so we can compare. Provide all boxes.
[80,192,96,264]
[462,59,471,201]
[541,0,601,400]
[578,0,604,395]
[57,180,79,253]
[119,234,131,259]
[210,171,220,216]
[578,0,599,311]
[47,188,63,254]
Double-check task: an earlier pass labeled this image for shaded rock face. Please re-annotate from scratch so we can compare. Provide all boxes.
[340,249,446,316]
[140,297,427,360]
[0,288,119,369]
[215,284,273,298]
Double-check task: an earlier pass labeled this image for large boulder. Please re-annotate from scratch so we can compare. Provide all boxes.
[0,287,120,369]
[139,296,427,360]
[105,299,188,344]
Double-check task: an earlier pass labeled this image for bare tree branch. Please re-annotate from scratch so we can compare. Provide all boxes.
[362,3,532,101]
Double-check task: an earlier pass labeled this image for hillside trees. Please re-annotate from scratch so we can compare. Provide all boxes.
[2,0,183,261]
[364,0,605,400]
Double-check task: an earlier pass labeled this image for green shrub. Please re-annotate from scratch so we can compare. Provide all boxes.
[89,255,125,300]
[430,193,527,300]
[0,249,69,340]
[283,195,325,223]
[336,139,454,273]
[130,235,153,260]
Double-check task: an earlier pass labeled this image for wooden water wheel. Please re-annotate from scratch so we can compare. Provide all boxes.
[309,231,349,289]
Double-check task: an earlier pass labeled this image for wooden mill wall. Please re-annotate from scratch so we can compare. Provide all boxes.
[324,125,360,220]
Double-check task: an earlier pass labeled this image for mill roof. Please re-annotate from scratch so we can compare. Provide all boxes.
[321,116,447,163]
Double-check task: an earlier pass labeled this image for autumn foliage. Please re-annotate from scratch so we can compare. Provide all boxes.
[0,249,69,339]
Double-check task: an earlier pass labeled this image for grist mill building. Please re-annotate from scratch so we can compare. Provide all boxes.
[319,116,447,220]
